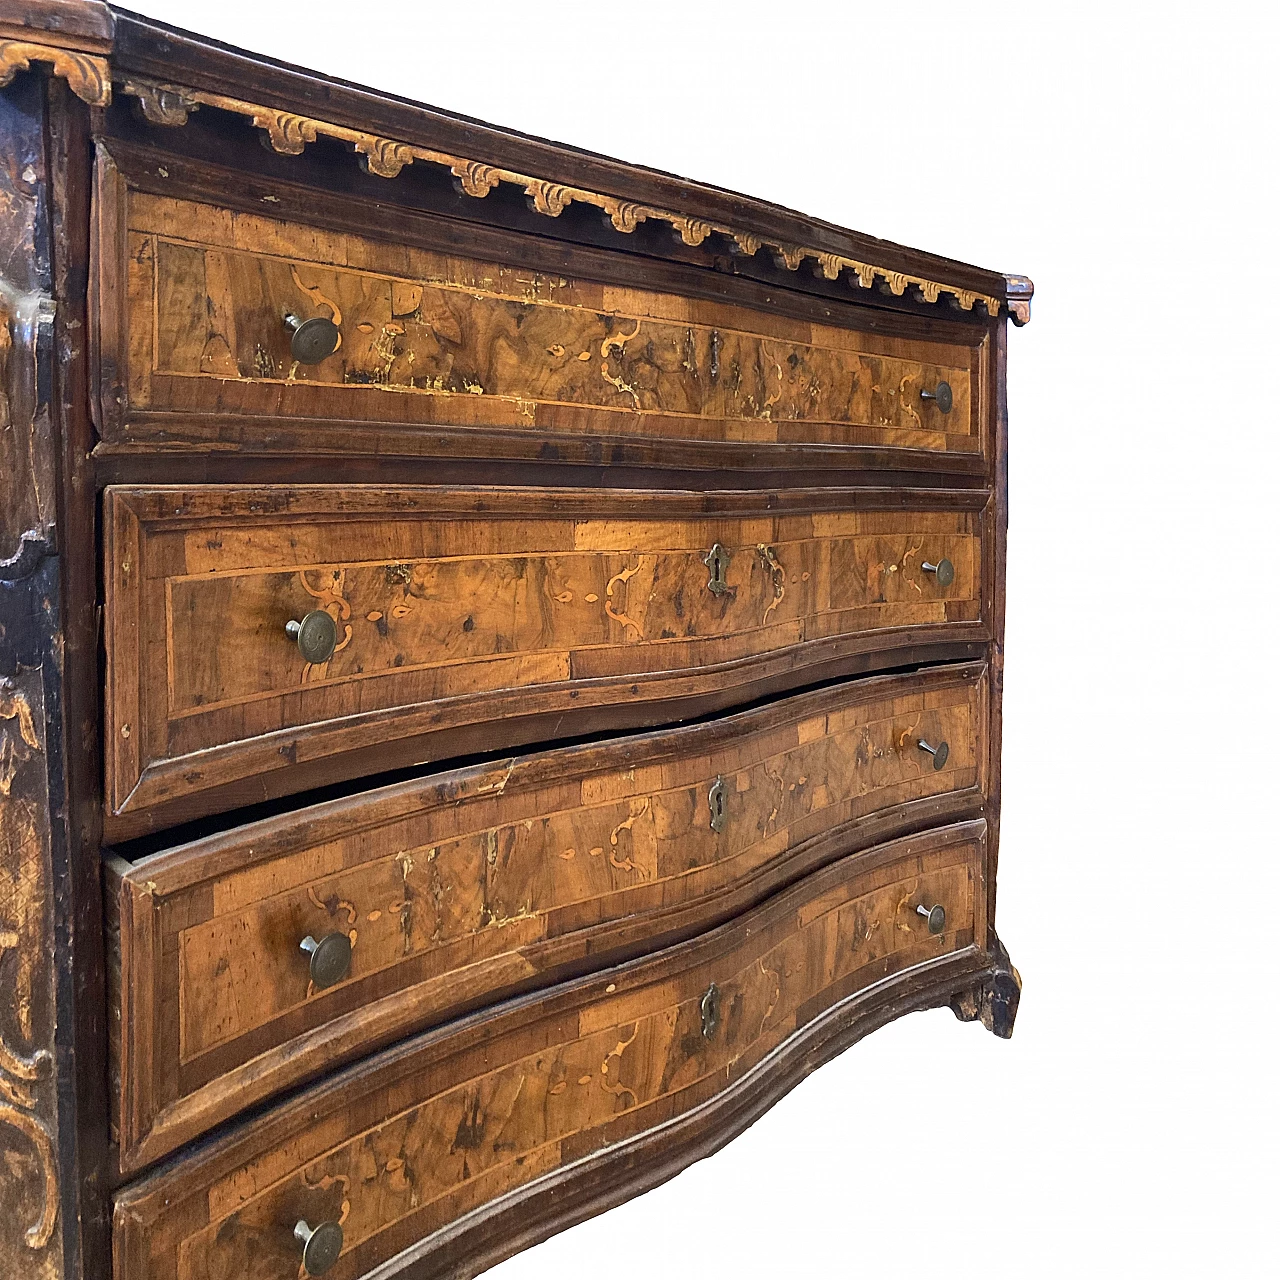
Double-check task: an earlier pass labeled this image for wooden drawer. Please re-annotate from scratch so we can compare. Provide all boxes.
[107,662,987,1171]
[104,485,989,836]
[96,187,986,473]
[112,822,985,1280]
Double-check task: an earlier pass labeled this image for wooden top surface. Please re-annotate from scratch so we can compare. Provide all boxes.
[3,0,1031,321]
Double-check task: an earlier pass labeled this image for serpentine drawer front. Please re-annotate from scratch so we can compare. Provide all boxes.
[96,185,987,475]
[107,662,987,1172]
[112,824,984,1280]
[103,485,989,837]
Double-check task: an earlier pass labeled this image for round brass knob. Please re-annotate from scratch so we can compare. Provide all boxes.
[921,558,954,587]
[300,932,352,989]
[916,903,946,934]
[917,738,950,770]
[283,311,340,364]
[294,1219,343,1276]
[920,380,953,413]
[286,610,338,664]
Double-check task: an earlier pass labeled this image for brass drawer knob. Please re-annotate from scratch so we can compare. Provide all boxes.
[916,903,947,934]
[284,310,340,364]
[704,542,731,596]
[700,982,722,1039]
[300,932,352,989]
[917,738,950,770]
[294,1219,343,1276]
[920,380,953,413]
[921,557,954,587]
[708,774,728,833]
[286,609,339,664]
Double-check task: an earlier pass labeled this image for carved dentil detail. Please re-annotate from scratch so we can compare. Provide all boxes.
[0,39,110,106]
[114,75,1010,319]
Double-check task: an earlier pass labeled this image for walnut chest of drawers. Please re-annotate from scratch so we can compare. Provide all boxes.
[0,4,1030,1277]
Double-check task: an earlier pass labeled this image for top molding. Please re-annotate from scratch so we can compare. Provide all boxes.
[0,0,1032,324]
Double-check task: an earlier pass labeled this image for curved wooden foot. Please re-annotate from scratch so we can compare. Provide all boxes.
[949,936,1021,1038]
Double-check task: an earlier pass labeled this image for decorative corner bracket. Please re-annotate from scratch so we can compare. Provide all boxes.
[0,39,110,106]
[118,75,1009,320]
[1004,273,1034,326]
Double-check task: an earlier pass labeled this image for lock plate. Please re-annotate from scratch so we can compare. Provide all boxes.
[704,542,731,596]
[708,775,728,833]
[700,982,721,1039]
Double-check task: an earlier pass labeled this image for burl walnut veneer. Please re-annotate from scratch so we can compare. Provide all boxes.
[0,4,1029,1278]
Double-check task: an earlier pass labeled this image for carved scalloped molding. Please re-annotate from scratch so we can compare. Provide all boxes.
[120,77,1007,319]
[0,38,110,105]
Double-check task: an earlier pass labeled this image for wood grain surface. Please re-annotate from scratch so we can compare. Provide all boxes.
[104,484,990,837]
[1,8,1026,1280]
[104,190,979,458]
[107,662,987,1171]
[112,823,985,1280]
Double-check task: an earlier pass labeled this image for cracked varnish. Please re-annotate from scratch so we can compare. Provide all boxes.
[106,663,987,1170]
[104,486,988,835]
[112,826,983,1280]
[117,193,978,454]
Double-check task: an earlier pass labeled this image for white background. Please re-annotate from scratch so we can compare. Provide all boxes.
[126,3,1279,1274]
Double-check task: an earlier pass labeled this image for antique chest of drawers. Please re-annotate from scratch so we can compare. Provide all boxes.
[0,4,1029,1277]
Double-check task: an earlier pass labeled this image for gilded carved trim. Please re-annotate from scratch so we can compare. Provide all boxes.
[0,676,61,1265]
[118,77,1007,319]
[0,39,110,106]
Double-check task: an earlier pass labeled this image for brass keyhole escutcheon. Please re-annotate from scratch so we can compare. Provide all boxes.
[701,982,722,1039]
[708,775,728,833]
[704,542,731,596]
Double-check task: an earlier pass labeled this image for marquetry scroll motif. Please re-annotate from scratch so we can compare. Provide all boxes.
[115,76,1008,318]
[0,674,63,1275]
[0,39,109,106]
[130,196,978,445]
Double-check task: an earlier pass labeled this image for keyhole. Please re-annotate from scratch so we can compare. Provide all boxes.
[704,543,731,596]
[708,775,727,833]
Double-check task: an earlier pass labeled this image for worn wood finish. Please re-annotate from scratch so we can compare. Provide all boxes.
[360,937,1017,1280]
[108,662,987,1172]
[104,484,990,838]
[1,65,76,1280]
[113,823,986,1280]
[106,190,980,460]
[90,138,995,483]
[0,7,1027,1279]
